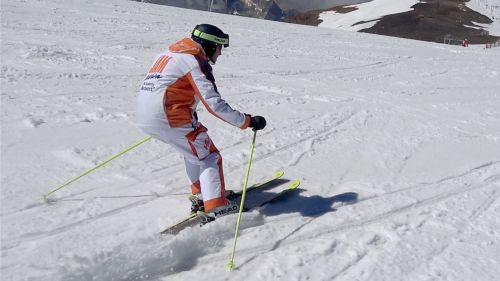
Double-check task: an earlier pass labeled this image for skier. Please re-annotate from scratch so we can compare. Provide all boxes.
[135,24,266,224]
[462,38,469,47]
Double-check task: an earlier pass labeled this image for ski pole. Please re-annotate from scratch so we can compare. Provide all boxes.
[227,129,257,271]
[42,136,152,201]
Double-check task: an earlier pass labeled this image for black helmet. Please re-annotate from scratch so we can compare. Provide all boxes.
[191,24,229,62]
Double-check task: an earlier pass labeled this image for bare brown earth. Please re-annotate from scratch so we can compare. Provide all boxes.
[287,0,499,45]
[287,6,359,26]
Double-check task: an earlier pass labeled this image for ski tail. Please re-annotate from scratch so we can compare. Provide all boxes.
[159,213,197,235]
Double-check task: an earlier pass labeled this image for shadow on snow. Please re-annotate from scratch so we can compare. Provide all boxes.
[248,187,359,218]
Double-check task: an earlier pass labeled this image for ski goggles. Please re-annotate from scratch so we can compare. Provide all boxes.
[192,29,229,48]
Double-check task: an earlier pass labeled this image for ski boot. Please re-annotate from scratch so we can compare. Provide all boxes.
[197,198,239,225]
[188,193,204,214]
[189,190,236,214]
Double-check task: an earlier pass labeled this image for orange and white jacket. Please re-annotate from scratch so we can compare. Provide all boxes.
[136,38,250,130]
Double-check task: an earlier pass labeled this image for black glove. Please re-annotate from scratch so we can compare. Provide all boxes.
[249,115,266,130]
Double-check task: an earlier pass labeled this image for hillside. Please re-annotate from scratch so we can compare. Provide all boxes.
[1,0,500,280]
[289,0,500,44]
[133,0,287,21]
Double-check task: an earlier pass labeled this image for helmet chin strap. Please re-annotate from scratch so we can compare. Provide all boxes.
[198,42,216,64]
[207,47,218,64]
[209,53,218,64]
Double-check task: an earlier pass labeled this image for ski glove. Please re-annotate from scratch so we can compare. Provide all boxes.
[249,115,266,130]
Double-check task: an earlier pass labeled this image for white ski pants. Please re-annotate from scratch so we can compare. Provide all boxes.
[138,122,228,211]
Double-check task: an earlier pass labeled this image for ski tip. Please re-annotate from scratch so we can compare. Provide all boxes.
[289,180,301,190]
[274,170,285,178]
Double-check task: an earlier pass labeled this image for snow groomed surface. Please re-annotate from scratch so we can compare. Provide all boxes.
[1,0,500,280]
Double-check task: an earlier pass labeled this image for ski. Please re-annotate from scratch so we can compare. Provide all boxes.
[160,170,285,235]
[255,179,300,208]
[233,169,285,197]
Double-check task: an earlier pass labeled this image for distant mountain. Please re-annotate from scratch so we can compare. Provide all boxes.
[467,0,500,32]
[469,0,500,20]
[274,0,369,12]
[133,0,499,44]
[133,0,287,21]
[288,0,500,44]
[228,0,286,21]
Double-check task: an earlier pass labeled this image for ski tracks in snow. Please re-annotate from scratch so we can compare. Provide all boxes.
[220,160,500,280]
[166,160,500,280]
[3,0,500,280]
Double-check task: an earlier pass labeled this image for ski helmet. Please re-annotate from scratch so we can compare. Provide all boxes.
[191,24,229,62]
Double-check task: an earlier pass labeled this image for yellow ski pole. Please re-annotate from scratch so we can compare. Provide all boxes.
[227,130,257,271]
[42,136,152,201]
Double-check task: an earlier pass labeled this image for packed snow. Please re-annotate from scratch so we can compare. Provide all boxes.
[319,0,500,37]
[1,0,500,280]
[466,0,500,35]
[319,0,419,31]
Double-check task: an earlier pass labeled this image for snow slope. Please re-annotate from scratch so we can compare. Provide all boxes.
[2,0,500,280]
[467,0,500,35]
[319,0,419,31]
[319,0,500,36]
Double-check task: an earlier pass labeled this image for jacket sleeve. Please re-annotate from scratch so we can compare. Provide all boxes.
[186,59,250,129]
